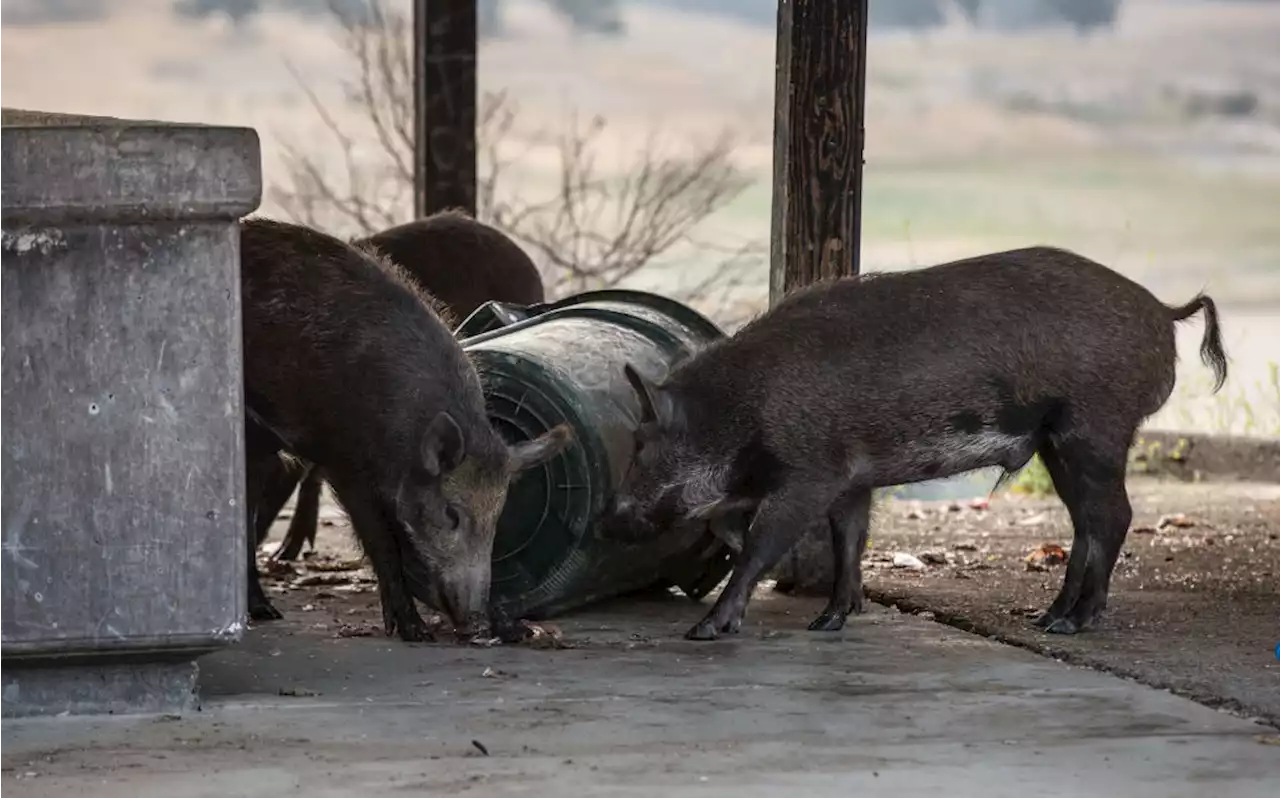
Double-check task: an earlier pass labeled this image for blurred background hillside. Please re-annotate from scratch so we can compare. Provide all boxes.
[4,0,1277,435]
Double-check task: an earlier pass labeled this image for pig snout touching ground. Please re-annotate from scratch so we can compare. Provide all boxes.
[603,246,1228,641]
[256,209,547,565]
[239,217,571,641]
[396,418,574,640]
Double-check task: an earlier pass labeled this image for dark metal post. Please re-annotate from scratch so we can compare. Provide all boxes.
[414,0,478,217]
[769,0,869,304]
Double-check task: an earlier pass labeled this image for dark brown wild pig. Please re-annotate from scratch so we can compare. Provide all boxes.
[254,209,546,563]
[240,218,569,640]
[602,246,1226,640]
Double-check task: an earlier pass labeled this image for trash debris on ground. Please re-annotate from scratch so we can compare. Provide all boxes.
[471,740,490,756]
[277,687,321,697]
[969,498,990,511]
[334,623,379,639]
[481,666,516,679]
[919,550,950,566]
[1018,512,1049,527]
[892,552,927,571]
[1158,513,1197,530]
[1025,543,1068,571]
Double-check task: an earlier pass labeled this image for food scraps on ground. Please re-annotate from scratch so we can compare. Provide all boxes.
[1025,543,1068,571]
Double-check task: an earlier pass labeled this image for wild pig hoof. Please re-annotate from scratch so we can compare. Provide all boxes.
[394,614,433,643]
[383,604,432,642]
[1033,609,1093,635]
[685,614,741,641]
[249,601,283,621]
[807,612,847,632]
[685,619,722,641]
[1042,617,1083,635]
[1031,611,1056,629]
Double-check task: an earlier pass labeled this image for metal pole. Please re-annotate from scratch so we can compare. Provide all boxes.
[414,0,478,218]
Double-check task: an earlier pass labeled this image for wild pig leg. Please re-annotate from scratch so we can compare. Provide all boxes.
[253,455,304,549]
[1034,432,1133,634]
[327,475,431,642]
[808,487,873,632]
[245,446,284,621]
[686,480,843,641]
[275,467,322,561]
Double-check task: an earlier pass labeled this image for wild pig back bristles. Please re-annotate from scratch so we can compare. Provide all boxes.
[352,238,458,329]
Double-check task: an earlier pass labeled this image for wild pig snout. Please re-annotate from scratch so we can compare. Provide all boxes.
[440,564,492,638]
[403,555,492,635]
[599,496,645,541]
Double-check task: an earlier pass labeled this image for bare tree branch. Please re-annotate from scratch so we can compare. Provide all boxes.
[270,0,765,322]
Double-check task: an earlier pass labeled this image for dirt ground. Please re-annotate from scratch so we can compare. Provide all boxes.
[851,477,1280,725]
[258,474,1280,729]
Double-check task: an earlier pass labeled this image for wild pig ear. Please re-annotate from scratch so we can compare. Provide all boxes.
[421,412,465,477]
[508,424,574,472]
[623,363,665,424]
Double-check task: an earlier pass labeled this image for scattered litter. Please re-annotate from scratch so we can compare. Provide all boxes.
[481,666,518,679]
[1025,543,1068,571]
[470,636,502,648]
[334,623,378,638]
[969,498,990,511]
[953,541,979,551]
[916,611,936,621]
[919,550,949,566]
[1130,525,1159,535]
[293,573,356,587]
[892,552,927,571]
[520,621,568,649]
[1018,512,1049,527]
[1157,513,1196,530]
[471,740,491,756]
[303,557,365,573]
[301,604,315,611]
[278,687,321,697]
[263,560,298,577]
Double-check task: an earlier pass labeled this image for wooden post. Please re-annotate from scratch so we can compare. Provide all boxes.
[769,0,869,304]
[414,0,478,218]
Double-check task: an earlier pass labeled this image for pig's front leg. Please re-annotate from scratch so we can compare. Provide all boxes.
[808,486,872,632]
[328,477,431,643]
[686,480,841,641]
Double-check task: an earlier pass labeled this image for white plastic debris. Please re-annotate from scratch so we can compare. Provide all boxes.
[892,552,927,571]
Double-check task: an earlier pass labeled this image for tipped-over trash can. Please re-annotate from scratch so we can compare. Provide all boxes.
[457,290,735,619]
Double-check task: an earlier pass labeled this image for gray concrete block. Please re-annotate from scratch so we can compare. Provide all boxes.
[2,109,261,716]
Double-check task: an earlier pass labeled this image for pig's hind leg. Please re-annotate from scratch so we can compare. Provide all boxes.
[686,479,843,641]
[808,487,873,632]
[275,466,322,561]
[1033,429,1134,635]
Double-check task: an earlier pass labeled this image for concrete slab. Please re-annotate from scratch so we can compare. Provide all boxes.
[3,592,1277,797]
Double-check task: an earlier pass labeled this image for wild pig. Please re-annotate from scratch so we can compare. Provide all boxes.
[255,209,546,563]
[240,218,570,640]
[602,246,1227,640]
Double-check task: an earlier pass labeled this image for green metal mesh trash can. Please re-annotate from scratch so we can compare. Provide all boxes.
[457,290,735,619]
